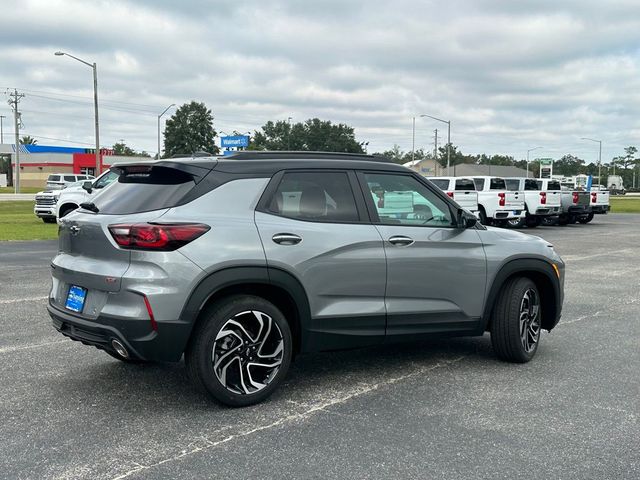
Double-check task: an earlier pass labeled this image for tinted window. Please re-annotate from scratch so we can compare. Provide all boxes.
[64,175,76,182]
[92,166,195,215]
[490,178,506,190]
[547,181,561,191]
[364,173,454,227]
[524,179,539,191]
[505,179,520,191]
[473,178,485,190]
[455,178,475,191]
[268,171,359,222]
[429,179,450,190]
[48,175,61,182]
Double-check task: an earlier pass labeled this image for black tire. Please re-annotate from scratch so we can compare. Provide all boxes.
[525,215,540,228]
[59,204,78,219]
[185,295,293,407]
[578,212,594,224]
[42,217,56,223]
[490,277,542,363]
[105,350,147,364]
[567,214,577,224]
[506,217,525,228]
[541,216,559,226]
[478,207,490,226]
[557,214,569,226]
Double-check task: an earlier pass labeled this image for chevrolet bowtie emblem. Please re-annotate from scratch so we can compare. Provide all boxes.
[69,225,80,235]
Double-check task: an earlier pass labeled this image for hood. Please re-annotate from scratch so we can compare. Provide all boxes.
[485,226,550,245]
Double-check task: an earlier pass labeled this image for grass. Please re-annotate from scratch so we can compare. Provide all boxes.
[0,186,42,194]
[0,201,58,241]
[610,196,640,213]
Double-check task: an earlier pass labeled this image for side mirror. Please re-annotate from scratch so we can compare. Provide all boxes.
[458,209,478,229]
[82,181,93,194]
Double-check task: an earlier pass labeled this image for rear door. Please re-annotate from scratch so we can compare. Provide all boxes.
[357,171,486,338]
[254,170,387,350]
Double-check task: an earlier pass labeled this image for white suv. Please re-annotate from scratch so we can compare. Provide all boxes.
[427,177,479,218]
[472,176,525,225]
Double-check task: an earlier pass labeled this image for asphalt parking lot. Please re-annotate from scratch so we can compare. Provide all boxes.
[1,215,638,480]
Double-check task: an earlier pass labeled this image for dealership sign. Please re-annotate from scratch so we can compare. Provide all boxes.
[221,135,250,148]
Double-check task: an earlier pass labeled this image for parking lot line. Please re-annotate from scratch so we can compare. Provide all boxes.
[0,339,67,354]
[0,295,48,305]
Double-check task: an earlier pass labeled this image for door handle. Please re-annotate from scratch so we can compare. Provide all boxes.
[388,235,414,246]
[272,233,302,245]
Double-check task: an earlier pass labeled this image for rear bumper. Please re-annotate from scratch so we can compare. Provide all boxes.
[534,206,561,216]
[565,205,591,215]
[592,205,610,214]
[48,301,189,362]
[493,209,523,219]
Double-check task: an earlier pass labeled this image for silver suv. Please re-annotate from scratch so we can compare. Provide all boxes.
[48,152,565,407]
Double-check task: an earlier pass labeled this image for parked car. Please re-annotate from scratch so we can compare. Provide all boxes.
[49,152,564,407]
[426,176,480,218]
[558,186,591,225]
[55,169,120,221]
[579,185,610,223]
[504,178,561,228]
[34,174,95,223]
[471,176,525,225]
[607,175,625,195]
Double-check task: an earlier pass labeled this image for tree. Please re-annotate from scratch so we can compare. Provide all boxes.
[20,135,37,145]
[112,142,136,156]
[163,101,219,157]
[250,118,364,153]
[554,154,585,176]
[436,144,470,167]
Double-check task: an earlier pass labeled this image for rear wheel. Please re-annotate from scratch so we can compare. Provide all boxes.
[525,215,540,228]
[478,208,490,226]
[578,212,594,224]
[186,295,292,407]
[506,217,525,228]
[490,277,541,363]
[567,214,577,224]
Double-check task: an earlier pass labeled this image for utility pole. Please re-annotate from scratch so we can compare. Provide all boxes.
[8,89,24,193]
[0,115,5,144]
[433,128,438,160]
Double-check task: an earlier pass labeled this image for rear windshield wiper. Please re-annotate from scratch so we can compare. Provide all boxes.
[80,202,100,213]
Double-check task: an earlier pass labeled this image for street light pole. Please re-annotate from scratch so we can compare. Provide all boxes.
[0,115,5,144]
[55,51,100,175]
[581,137,602,184]
[157,104,175,159]
[421,114,451,175]
[411,116,416,162]
[526,146,543,177]
[287,117,292,150]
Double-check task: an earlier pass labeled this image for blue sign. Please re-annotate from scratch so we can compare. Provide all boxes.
[221,135,249,148]
[586,175,593,191]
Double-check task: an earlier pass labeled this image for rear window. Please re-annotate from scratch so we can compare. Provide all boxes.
[455,179,475,191]
[489,178,506,190]
[47,175,61,182]
[547,181,561,191]
[505,179,520,191]
[92,166,196,215]
[473,178,485,190]
[524,179,539,191]
[429,179,450,190]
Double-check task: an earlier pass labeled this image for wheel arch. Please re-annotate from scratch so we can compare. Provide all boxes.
[58,202,79,217]
[482,258,562,332]
[180,266,310,356]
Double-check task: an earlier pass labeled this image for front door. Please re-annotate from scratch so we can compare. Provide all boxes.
[358,171,487,338]
[254,170,387,351]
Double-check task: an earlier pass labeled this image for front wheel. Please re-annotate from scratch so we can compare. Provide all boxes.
[186,295,292,407]
[490,277,541,363]
[42,217,56,224]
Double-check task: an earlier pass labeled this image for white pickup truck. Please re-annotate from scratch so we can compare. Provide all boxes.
[54,169,119,222]
[471,176,525,225]
[33,173,94,223]
[579,185,610,223]
[504,177,561,228]
[426,176,480,217]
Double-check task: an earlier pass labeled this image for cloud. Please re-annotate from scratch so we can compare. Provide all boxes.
[0,0,637,161]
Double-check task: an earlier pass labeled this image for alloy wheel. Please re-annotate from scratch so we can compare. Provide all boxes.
[212,310,284,395]
[519,288,541,353]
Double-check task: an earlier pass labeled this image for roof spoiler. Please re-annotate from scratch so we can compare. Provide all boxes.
[111,160,217,184]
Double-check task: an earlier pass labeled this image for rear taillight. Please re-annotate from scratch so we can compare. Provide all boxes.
[498,192,506,207]
[108,223,210,251]
[591,192,597,203]
[446,191,454,198]
[572,192,579,204]
[539,192,546,205]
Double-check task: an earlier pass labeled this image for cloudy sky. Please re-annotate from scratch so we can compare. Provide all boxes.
[0,0,638,162]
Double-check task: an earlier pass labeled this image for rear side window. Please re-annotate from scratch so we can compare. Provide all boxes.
[92,166,195,215]
[473,178,485,190]
[505,179,520,191]
[267,171,359,222]
[455,179,475,191]
[429,179,449,190]
[48,175,61,182]
[524,179,539,191]
[490,178,506,190]
[63,175,76,182]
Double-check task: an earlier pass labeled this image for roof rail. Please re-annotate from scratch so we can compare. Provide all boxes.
[170,151,215,159]
[224,150,392,163]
